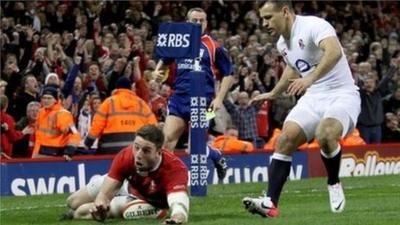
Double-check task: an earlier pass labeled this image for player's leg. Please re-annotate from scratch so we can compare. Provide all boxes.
[243,121,308,217]
[267,121,307,205]
[206,145,227,180]
[73,196,130,219]
[163,115,186,151]
[243,97,318,218]
[66,175,104,210]
[318,90,360,213]
[315,118,343,186]
[163,93,188,151]
[315,118,345,213]
[60,175,105,220]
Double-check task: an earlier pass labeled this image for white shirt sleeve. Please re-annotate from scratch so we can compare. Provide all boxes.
[310,17,337,47]
[167,191,189,222]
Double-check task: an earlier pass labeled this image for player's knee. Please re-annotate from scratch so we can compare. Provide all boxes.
[315,126,339,150]
[67,194,79,209]
[275,133,296,154]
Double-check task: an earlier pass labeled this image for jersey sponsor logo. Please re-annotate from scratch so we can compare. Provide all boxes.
[295,59,312,73]
[177,59,194,70]
[157,33,190,48]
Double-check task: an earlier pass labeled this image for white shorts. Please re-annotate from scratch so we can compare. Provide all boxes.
[86,174,130,198]
[285,89,361,141]
[86,174,134,217]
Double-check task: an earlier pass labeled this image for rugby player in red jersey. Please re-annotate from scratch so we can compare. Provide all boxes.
[64,125,189,224]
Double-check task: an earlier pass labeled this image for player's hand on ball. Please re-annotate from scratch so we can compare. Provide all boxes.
[164,212,186,224]
[90,202,109,222]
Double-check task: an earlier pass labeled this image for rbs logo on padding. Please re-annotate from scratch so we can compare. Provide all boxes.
[157,33,190,48]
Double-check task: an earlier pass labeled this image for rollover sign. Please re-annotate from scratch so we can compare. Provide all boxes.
[307,144,400,177]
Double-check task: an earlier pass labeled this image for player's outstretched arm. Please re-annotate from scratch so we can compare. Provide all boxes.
[90,176,122,221]
[165,192,190,224]
[249,65,299,104]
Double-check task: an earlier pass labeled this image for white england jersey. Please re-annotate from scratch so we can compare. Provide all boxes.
[277,15,358,94]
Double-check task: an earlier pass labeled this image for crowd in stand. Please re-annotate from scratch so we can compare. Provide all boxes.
[1,1,399,159]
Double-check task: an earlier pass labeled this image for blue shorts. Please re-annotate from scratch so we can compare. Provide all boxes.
[168,93,213,121]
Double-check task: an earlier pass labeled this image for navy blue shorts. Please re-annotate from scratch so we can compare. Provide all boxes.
[167,93,213,121]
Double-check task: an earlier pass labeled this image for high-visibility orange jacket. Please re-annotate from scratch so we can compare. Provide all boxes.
[86,89,157,154]
[32,101,80,157]
[340,129,366,146]
[299,129,366,150]
[212,135,254,153]
[263,128,281,151]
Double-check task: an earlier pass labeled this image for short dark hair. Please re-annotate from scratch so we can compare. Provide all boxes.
[21,74,35,89]
[186,7,206,20]
[136,124,164,149]
[261,0,293,11]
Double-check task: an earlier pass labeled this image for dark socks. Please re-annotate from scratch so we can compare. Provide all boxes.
[321,146,342,185]
[267,154,292,206]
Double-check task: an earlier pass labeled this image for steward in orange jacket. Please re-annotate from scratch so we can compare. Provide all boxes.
[32,86,80,160]
[84,77,157,154]
[212,135,254,152]
[212,125,254,152]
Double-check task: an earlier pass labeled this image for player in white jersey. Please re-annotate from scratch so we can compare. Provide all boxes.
[242,0,361,218]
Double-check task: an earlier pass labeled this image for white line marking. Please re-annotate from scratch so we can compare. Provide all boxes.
[0,204,65,212]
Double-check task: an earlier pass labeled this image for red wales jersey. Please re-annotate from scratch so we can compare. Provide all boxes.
[108,145,188,208]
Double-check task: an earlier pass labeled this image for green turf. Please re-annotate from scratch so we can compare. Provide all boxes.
[1,175,399,225]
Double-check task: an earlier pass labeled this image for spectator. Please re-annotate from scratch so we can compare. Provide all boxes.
[84,76,157,154]
[13,101,40,157]
[224,91,262,147]
[44,72,60,86]
[1,95,33,158]
[252,90,272,145]
[384,86,400,114]
[212,125,254,152]
[357,69,395,143]
[32,85,80,160]
[148,80,167,122]
[9,74,39,121]
[0,80,7,96]
[382,113,400,143]
[82,63,107,95]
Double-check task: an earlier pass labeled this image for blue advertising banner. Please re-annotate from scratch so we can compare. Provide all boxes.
[0,152,308,196]
[155,22,201,59]
[0,160,111,196]
[189,70,208,196]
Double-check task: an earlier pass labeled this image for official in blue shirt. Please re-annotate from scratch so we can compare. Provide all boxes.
[153,7,234,151]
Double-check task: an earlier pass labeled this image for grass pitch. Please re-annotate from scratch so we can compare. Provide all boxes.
[1,175,399,225]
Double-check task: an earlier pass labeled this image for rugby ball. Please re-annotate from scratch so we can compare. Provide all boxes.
[121,199,168,220]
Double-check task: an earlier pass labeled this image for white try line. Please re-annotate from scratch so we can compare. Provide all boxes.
[0,203,66,212]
